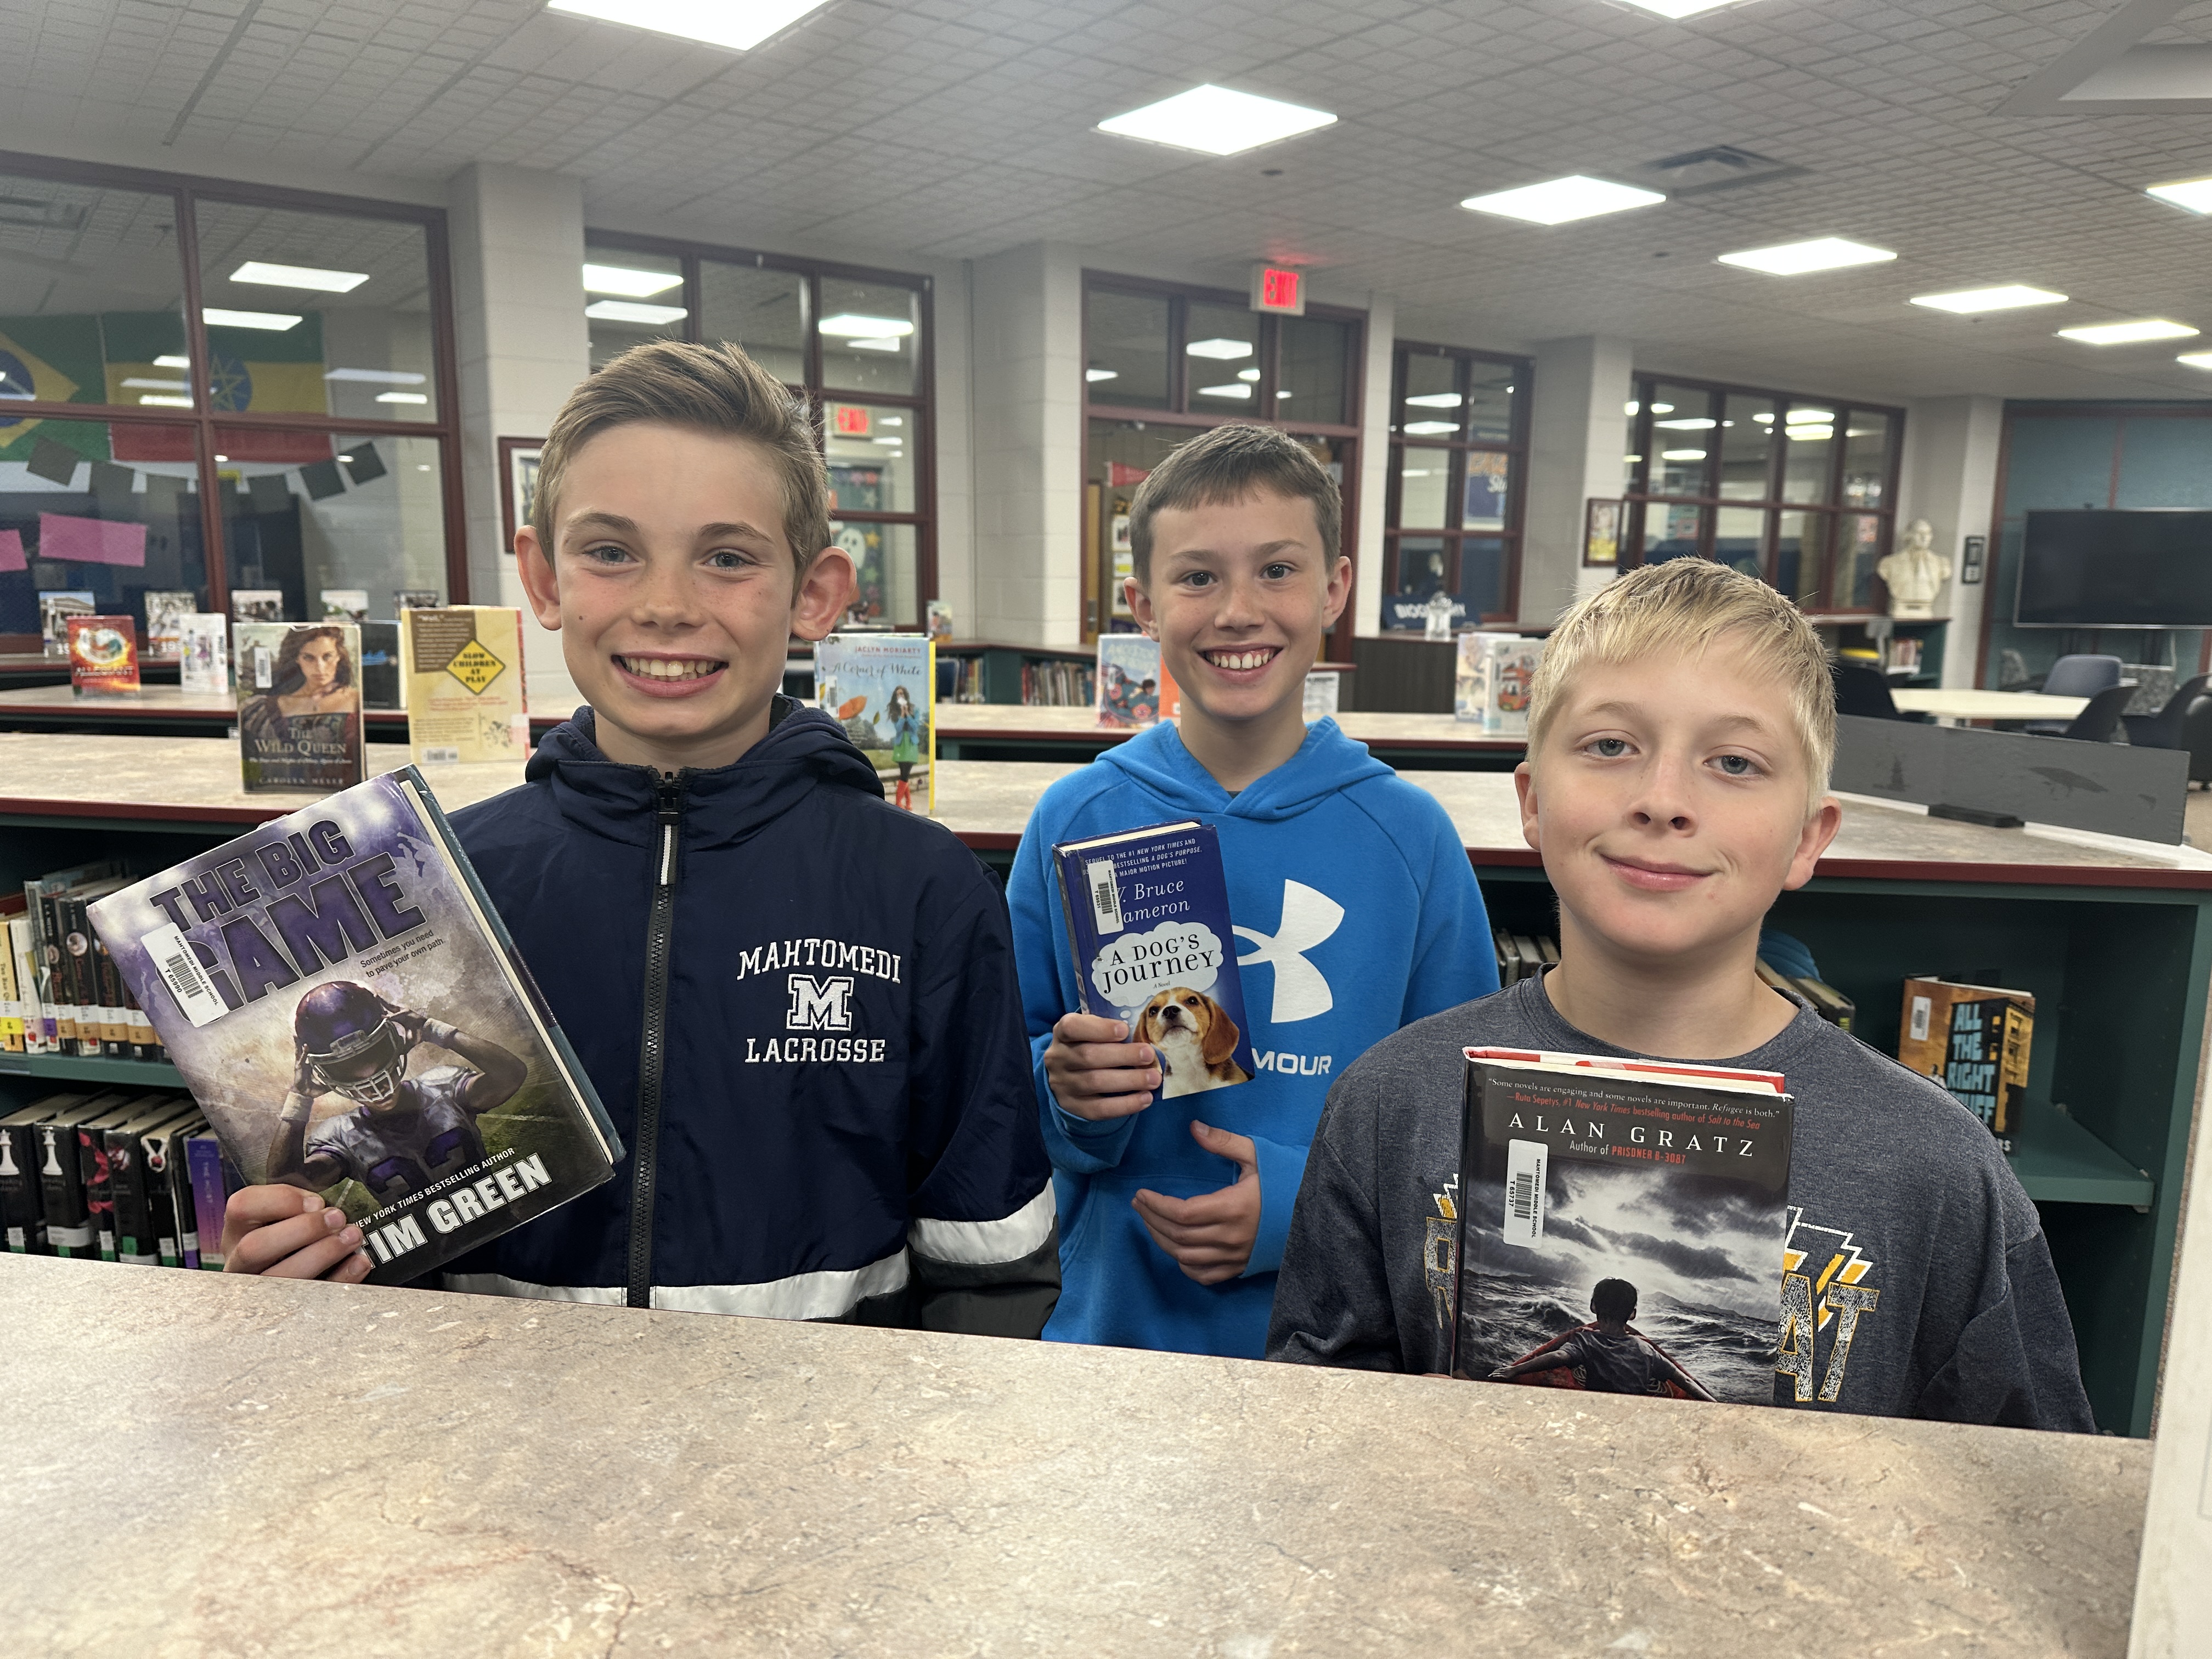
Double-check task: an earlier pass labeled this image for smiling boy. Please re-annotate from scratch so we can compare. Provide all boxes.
[221,341,1059,1336]
[1268,559,2094,1429]
[1008,424,1497,1359]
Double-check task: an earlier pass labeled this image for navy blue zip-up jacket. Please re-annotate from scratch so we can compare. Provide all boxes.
[438,700,1059,1335]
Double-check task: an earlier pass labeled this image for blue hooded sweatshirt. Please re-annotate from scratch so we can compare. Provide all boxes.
[1008,718,1497,1358]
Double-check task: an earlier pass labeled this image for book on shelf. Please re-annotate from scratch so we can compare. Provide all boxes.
[1454,632,1543,733]
[38,590,94,656]
[1051,821,1256,1098]
[230,589,284,623]
[1302,669,1341,721]
[185,1124,241,1269]
[86,766,622,1284]
[178,614,229,695]
[358,619,403,710]
[0,895,24,1054]
[1096,635,1174,729]
[400,605,529,766]
[142,590,197,657]
[1449,1046,1793,1405]
[320,589,370,623]
[81,1095,194,1262]
[394,589,441,615]
[815,633,935,814]
[0,1093,89,1254]
[1897,976,2030,1147]
[24,859,125,1056]
[67,616,141,696]
[236,622,366,793]
[34,1092,136,1260]
[1023,656,1095,709]
[926,600,953,642]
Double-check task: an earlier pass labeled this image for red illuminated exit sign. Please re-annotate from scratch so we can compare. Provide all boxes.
[1249,263,1306,316]
[830,404,870,437]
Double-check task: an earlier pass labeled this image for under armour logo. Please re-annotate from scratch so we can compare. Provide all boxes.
[1234,879,1344,1024]
[786,974,855,1031]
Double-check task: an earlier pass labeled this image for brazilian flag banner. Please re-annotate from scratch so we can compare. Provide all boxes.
[0,315,103,465]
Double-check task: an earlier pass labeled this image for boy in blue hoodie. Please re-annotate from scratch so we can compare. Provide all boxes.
[1010,424,1497,1359]
[220,341,1059,1335]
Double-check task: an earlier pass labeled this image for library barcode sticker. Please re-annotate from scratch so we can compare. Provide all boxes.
[1086,858,1124,935]
[141,921,228,1028]
[1503,1138,1547,1248]
[422,746,460,765]
[1909,995,1932,1043]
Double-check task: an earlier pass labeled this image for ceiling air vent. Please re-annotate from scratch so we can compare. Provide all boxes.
[1630,146,1805,198]
[0,195,87,232]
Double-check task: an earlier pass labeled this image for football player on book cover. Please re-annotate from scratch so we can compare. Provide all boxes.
[268,980,526,1202]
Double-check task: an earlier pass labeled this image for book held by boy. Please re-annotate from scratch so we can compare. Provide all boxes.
[1051,821,1257,1097]
[87,768,622,1284]
[1449,1046,1793,1406]
[814,633,934,813]
[1096,634,1175,729]
[1897,977,2030,1146]
[66,614,140,696]
[401,605,529,766]
[236,621,365,792]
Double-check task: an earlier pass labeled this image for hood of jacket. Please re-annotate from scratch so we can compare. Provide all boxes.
[1088,716,1395,822]
[526,696,884,850]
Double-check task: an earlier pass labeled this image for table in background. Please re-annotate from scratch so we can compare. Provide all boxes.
[1891,687,2088,726]
[936,704,1525,770]
[0,1255,2148,1657]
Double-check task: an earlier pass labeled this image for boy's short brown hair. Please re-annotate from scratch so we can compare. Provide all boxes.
[1127,424,1342,580]
[532,340,831,586]
[1527,558,1836,807]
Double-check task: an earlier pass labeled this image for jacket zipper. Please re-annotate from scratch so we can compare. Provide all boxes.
[627,771,685,1309]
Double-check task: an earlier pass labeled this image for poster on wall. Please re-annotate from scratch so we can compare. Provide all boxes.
[499,438,543,555]
[1583,499,1622,568]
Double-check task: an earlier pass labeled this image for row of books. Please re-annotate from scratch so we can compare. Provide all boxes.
[1496,929,1859,1034]
[39,586,441,656]
[0,1089,236,1266]
[1023,658,1097,707]
[2,860,161,1059]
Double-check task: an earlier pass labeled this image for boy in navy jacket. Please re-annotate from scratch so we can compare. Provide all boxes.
[222,341,1059,1335]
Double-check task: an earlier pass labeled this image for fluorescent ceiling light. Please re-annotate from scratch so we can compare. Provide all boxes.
[1086,368,1118,382]
[1717,237,1896,276]
[585,299,687,325]
[880,416,902,426]
[1752,411,1774,422]
[819,313,913,337]
[1460,174,1665,225]
[1624,400,1640,415]
[121,377,188,392]
[1404,420,1457,435]
[325,367,427,385]
[1787,408,1834,421]
[375,391,429,404]
[231,259,367,294]
[1186,337,1253,359]
[1787,428,1833,441]
[1615,0,1752,15]
[1910,284,2068,314]
[583,262,681,297]
[2058,318,2199,345]
[845,336,902,352]
[138,394,193,407]
[1237,367,1261,382]
[1197,382,1253,399]
[1276,389,1291,399]
[154,354,190,369]
[547,0,831,52]
[1097,83,1335,157]
[2178,352,2212,369]
[1653,416,1716,430]
[2147,176,2212,215]
[1661,449,1708,460]
[1408,392,1463,408]
[204,307,302,331]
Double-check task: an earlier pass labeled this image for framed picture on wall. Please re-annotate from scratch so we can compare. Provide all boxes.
[1583,498,1623,567]
[499,437,544,556]
[1961,534,1985,585]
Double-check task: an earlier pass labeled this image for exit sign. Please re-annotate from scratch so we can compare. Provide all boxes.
[1250,263,1305,316]
[830,404,870,437]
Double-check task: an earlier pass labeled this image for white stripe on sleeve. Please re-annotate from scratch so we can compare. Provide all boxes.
[443,1248,911,1321]
[907,1182,1057,1266]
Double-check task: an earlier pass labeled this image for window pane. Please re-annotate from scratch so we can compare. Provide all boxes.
[1457,536,1507,620]
[700,261,803,384]
[1396,448,1448,527]
[1400,351,1454,431]
[1186,301,1257,410]
[1385,535,1448,631]
[0,173,188,416]
[215,428,445,622]
[1717,394,1776,500]
[830,518,918,628]
[1086,290,1170,409]
[1781,403,1836,504]
[198,201,440,421]
[1713,506,1765,579]
[1832,512,1883,610]
[1775,511,1827,610]
[1641,501,1705,564]
[819,277,919,395]
[1466,360,1516,443]
[1650,383,1716,496]
[0,415,206,649]
[583,243,684,370]
[823,403,919,514]
[1462,450,1508,529]
[1842,411,1892,510]
[1276,314,1349,425]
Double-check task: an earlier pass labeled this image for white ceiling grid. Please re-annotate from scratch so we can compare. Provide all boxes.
[7,1,2212,398]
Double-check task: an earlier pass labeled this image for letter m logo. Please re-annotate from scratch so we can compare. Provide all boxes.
[786,974,854,1031]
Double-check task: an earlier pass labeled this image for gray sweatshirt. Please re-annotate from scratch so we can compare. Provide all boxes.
[1266,975,2096,1432]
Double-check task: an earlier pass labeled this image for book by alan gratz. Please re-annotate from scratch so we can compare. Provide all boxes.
[87,768,621,1284]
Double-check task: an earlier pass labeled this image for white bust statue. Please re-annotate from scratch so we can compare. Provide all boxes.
[1877,519,1951,619]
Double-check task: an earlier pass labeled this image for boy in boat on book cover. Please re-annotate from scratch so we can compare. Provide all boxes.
[1487,1278,1718,1402]
[221,340,1058,1335]
[1008,425,1497,1361]
[1267,559,2094,1429]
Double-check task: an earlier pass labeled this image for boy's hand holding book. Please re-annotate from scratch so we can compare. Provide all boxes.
[1043,1012,1159,1119]
[221,1185,373,1283]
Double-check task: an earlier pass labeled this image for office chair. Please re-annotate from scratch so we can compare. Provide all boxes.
[2122,674,2212,751]
[1832,662,1925,721]
[2055,682,2136,744]
[2025,654,2124,735]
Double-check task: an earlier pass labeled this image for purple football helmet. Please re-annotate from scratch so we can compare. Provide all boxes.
[295,980,412,1105]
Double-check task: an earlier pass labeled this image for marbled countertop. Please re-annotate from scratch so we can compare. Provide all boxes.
[0,1255,2147,1657]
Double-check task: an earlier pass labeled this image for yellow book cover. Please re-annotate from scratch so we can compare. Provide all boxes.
[402,606,530,766]
[1897,976,2033,1138]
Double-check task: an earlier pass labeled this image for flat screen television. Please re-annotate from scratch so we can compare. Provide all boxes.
[2016,509,2212,628]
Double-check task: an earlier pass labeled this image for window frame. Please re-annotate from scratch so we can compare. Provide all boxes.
[1381,340,1533,630]
[1622,370,1905,616]
[585,229,937,629]
[0,148,466,646]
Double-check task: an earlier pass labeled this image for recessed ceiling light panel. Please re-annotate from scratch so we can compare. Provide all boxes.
[1086,368,1119,382]
[204,307,302,331]
[1460,174,1666,225]
[548,0,830,52]
[1406,392,1463,408]
[1097,84,1336,157]
[1197,383,1254,399]
[325,368,427,385]
[1403,420,1457,435]
[2057,319,2199,345]
[230,260,368,293]
[2179,352,2212,370]
[2147,177,2212,215]
[1616,0,1756,15]
[1717,237,1896,275]
[583,262,682,298]
[1186,337,1254,360]
[819,313,914,337]
[585,300,687,325]
[1910,284,2068,314]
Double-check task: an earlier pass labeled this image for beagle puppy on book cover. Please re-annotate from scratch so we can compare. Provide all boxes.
[1136,985,1252,1096]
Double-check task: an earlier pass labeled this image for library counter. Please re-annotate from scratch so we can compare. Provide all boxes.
[934,704,1526,769]
[0,682,565,744]
[0,1255,2148,1658]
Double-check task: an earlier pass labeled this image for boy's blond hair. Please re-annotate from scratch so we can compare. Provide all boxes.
[1527,558,1835,807]
[532,340,830,587]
